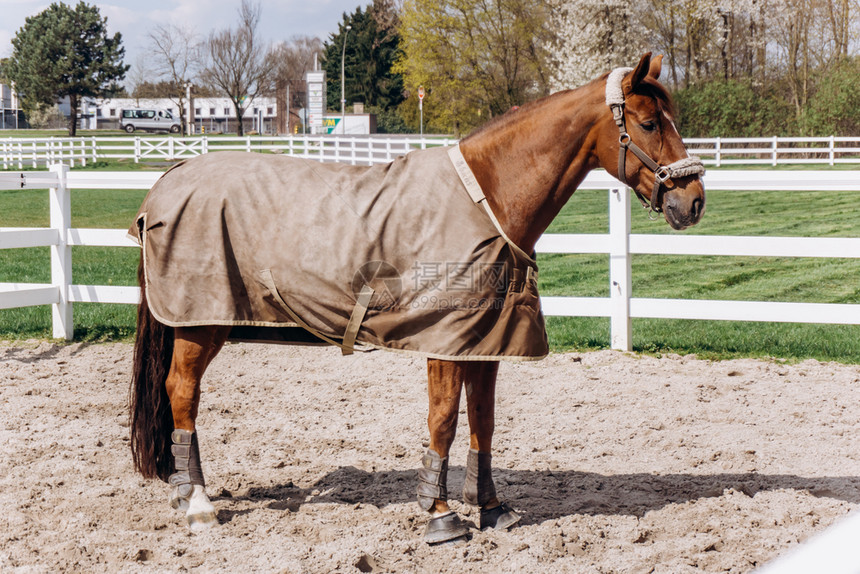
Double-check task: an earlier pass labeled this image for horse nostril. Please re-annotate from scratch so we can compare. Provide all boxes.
[691,197,703,220]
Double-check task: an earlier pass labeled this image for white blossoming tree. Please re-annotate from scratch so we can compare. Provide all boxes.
[548,0,647,90]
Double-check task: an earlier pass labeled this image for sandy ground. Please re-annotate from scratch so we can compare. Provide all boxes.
[2,341,860,573]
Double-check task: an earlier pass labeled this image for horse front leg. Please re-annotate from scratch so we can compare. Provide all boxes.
[166,326,230,532]
[419,359,470,543]
[463,360,521,530]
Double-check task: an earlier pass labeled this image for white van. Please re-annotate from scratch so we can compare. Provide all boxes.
[120,108,181,133]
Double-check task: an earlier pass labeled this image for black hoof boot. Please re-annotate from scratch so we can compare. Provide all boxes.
[479,502,521,530]
[424,512,470,544]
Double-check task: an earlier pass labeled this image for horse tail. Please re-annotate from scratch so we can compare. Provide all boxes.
[129,256,175,482]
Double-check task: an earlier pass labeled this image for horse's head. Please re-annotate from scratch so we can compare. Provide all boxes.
[596,53,705,230]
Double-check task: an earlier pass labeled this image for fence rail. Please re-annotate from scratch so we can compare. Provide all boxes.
[2,164,859,348]
[2,135,860,169]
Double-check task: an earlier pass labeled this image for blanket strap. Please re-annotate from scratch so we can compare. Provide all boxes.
[342,285,374,355]
[448,145,537,269]
[259,269,373,355]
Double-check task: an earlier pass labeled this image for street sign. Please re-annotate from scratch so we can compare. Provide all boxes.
[304,70,326,131]
[418,86,425,100]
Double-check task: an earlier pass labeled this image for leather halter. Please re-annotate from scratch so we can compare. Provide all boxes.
[611,104,671,214]
[606,69,705,216]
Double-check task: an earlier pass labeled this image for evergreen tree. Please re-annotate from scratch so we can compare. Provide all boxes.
[5,1,128,136]
[322,1,405,114]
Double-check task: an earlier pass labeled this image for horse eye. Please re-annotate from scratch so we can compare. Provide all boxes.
[640,121,657,132]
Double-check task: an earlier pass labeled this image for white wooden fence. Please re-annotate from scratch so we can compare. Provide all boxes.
[1,135,454,169]
[1,166,860,347]
[2,135,860,169]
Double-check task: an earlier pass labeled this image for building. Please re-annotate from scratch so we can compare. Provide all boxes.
[0,84,24,130]
[91,96,279,134]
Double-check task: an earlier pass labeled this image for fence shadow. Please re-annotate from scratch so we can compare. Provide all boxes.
[223,465,860,525]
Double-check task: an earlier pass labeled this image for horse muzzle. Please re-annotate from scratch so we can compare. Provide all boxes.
[662,182,705,230]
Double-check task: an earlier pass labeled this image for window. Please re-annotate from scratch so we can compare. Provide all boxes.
[209,107,216,115]
[267,107,273,115]
[109,109,115,117]
[195,108,201,115]
[224,107,230,115]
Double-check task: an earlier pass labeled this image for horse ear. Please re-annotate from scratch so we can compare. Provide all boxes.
[623,52,652,95]
[648,55,663,80]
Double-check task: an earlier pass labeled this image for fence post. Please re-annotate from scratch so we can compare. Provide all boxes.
[829,135,835,166]
[91,136,97,164]
[49,164,73,340]
[609,187,632,351]
[715,137,722,167]
[772,135,778,166]
[134,136,141,163]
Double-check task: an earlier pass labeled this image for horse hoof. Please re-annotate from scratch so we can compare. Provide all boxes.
[168,487,189,512]
[479,502,521,530]
[424,512,470,545]
[187,510,218,533]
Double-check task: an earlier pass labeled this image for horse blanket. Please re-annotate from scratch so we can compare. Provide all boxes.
[129,145,548,361]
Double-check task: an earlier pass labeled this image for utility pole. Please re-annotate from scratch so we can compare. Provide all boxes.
[184,82,193,136]
[341,25,352,134]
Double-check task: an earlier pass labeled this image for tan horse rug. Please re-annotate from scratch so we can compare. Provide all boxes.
[129,145,548,360]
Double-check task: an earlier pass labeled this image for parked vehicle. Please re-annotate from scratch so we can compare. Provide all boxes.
[120,108,181,133]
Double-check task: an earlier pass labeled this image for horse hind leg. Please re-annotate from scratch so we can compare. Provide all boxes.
[166,326,230,532]
[463,360,521,531]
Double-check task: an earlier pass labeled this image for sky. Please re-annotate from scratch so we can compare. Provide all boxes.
[0,0,362,81]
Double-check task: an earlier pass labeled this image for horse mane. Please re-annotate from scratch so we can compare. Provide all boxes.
[461,98,549,142]
[462,72,677,141]
[463,73,677,141]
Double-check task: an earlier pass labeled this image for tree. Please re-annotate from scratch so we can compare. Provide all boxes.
[549,0,646,89]
[201,0,274,135]
[149,24,203,135]
[397,0,553,135]
[322,1,405,114]
[5,1,128,136]
[266,36,323,134]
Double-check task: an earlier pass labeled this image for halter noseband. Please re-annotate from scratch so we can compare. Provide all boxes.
[606,67,704,216]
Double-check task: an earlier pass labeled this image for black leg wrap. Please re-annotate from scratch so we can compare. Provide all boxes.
[417,449,448,511]
[169,429,205,499]
[463,449,496,507]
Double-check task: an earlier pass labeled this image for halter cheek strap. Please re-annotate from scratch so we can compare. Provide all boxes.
[605,67,705,215]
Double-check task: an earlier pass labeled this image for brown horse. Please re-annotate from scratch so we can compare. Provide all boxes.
[129,54,705,543]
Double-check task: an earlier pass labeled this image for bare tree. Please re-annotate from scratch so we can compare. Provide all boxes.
[126,54,154,105]
[202,0,274,135]
[148,24,202,134]
[265,36,323,134]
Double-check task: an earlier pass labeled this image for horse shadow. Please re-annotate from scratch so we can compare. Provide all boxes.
[222,465,860,525]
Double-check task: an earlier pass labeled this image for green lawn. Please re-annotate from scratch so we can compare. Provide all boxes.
[2,171,860,362]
